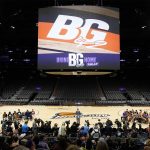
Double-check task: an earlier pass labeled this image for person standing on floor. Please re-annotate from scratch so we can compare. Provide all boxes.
[76,108,81,124]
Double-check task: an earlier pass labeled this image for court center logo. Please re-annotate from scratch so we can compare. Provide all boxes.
[51,112,110,119]
[47,15,109,49]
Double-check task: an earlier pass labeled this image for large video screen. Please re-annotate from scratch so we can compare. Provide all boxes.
[38,6,120,70]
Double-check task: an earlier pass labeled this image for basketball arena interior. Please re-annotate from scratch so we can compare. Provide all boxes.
[0,0,150,150]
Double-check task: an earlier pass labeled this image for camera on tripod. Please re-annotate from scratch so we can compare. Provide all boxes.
[65,120,70,125]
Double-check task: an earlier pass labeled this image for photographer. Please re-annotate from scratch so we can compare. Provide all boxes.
[58,122,67,137]
[97,119,103,129]
[70,122,79,137]
[6,123,13,136]
[17,109,22,119]
[91,123,101,143]
[21,121,29,134]
[2,112,7,120]
[115,119,122,128]
[43,121,51,134]
[8,112,13,121]
[65,120,70,136]
[1,120,7,135]
[52,123,59,137]
[132,121,137,130]
[79,123,89,137]
[106,119,113,127]
[14,120,20,135]
[85,120,90,127]
[32,118,38,135]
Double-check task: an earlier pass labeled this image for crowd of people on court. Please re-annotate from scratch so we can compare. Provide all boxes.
[2,109,35,122]
[0,109,150,150]
[121,109,150,124]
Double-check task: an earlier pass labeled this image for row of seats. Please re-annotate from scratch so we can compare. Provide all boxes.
[104,91,127,100]
[127,100,150,106]
[140,91,150,100]
[0,98,28,105]
[17,90,34,100]
[0,77,150,105]
[52,78,103,100]
[30,99,60,105]
[127,91,144,100]
[96,100,126,106]
[31,79,55,103]
[0,80,24,99]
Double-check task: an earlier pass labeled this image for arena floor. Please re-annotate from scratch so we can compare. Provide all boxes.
[0,105,150,131]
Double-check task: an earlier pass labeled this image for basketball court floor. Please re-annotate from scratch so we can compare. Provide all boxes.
[0,105,150,131]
